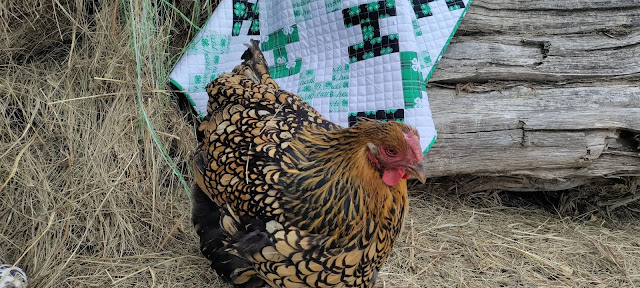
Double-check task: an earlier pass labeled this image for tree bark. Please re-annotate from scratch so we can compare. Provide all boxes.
[425,0,640,191]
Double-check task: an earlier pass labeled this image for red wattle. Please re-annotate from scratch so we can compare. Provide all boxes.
[382,167,406,186]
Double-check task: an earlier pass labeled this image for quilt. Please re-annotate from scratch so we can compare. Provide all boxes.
[169,0,472,153]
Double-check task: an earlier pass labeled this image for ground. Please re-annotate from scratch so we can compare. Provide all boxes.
[0,1,639,287]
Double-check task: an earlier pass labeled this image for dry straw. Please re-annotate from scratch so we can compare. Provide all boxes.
[1,0,639,287]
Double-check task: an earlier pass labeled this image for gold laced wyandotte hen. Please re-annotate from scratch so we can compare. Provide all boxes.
[191,40,427,288]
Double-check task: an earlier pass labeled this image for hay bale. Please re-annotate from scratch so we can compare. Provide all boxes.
[0,0,219,286]
[1,0,639,287]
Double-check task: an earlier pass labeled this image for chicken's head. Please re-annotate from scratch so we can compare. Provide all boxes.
[362,121,427,186]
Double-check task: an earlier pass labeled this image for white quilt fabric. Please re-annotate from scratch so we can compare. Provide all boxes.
[170,0,472,154]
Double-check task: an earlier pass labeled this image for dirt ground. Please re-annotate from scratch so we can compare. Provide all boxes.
[1,1,639,287]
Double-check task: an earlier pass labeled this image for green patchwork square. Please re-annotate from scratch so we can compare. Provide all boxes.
[412,19,422,36]
[261,25,302,79]
[400,51,426,108]
[292,0,312,22]
[272,47,288,64]
[261,26,299,51]
[418,50,432,69]
[187,34,231,54]
[296,64,349,105]
[421,3,431,15]
[269,59,302,78]
[329,90,349,112]
[325,0,342,13]
[297,69,315,100]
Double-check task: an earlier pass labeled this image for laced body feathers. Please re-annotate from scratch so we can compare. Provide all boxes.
[192,40,411,288]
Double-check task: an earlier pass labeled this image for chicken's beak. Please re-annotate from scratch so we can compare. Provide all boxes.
[406,162,427,184]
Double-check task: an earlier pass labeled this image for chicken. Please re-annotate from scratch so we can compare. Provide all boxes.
[191,40,427,288]
[0,264,28,288]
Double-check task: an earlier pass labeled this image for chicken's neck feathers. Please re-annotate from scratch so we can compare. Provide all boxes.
[282,125,408,246]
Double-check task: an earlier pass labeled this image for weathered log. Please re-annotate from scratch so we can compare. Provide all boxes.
[424,0,640,191]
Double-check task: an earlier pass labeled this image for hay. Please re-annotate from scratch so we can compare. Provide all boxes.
[1,0,639,287]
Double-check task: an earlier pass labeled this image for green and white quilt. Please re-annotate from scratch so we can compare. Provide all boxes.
[170,0,472,154]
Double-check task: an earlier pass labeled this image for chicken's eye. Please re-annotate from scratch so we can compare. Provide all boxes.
[386,148,397,156]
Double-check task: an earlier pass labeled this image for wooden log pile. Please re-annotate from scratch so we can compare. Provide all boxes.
[425,0,640,191]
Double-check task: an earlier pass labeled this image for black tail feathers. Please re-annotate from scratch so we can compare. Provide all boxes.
[191,185,266,287]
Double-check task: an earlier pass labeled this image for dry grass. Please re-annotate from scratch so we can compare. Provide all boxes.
[1,0,639,287]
